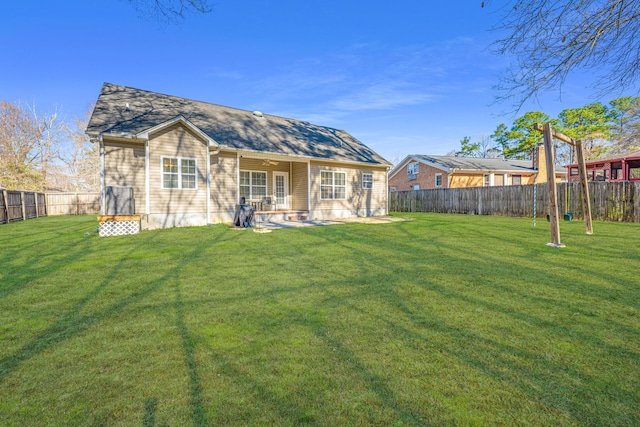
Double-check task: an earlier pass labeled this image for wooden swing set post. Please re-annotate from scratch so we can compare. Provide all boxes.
[533,123,593,247]
[542,123,564,247]
[575,140,593,234]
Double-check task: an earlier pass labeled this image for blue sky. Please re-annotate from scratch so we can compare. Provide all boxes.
[0,1,612,163]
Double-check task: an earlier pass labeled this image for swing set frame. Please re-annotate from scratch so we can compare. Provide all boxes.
[533,123,593,248]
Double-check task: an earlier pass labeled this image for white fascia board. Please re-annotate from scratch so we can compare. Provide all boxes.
[98,134,144,144]
[412,157,449,173]
[387,156,414,179]
[451,168,537,174]
[136,116,220,148]
[388,155,449,179]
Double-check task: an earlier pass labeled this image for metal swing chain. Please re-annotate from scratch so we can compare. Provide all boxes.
[533,129,537,227]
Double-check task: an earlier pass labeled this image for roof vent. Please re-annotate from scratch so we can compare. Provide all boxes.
[253,111,263,118]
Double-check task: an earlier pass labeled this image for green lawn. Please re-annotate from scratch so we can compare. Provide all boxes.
[0,214,638,426]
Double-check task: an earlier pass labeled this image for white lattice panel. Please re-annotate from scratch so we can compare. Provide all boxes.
[99,220,140,237]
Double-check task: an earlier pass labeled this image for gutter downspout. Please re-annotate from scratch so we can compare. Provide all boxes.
[237,153,241,205]
[207,146,221,224]
[307,160,311,214]
[99,135,105,215]
[145,139,150,216]
[386,166,390,215]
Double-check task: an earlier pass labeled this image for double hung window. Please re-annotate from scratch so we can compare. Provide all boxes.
[162,157,197,189]
[240,171,267,200]
[321,171,346,199]
[362,173,373,189]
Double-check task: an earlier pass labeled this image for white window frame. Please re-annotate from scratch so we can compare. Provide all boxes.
[320,170,347,200]
[407,163,419,175]
[413,184,420,190]
[161,156,197,190]
[239,170,268,201]
[362,172,373,189]
[434,173,442,187]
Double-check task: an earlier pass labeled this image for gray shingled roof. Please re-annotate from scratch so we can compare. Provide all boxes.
[87,83,391,166]
[589,150,640,163]
[412,154,536,172]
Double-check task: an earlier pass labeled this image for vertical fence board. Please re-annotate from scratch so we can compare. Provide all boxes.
[0,190,8,224]
[7,191,24,221]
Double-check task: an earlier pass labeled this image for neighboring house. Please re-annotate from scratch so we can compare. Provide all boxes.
[566,150,640,182]
[388,149,566,192]
[86,83,392,229]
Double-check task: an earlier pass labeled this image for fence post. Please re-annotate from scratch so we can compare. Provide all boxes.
[20,191,26,221]
[2,190,8,223]
[35,192,39,218]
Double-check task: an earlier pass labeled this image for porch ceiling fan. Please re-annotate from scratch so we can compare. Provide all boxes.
[262,159,279,166]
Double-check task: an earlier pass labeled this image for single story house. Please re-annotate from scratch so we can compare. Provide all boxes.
[388,150,566,191]
[86,83,392,229]
[566,150,640,182]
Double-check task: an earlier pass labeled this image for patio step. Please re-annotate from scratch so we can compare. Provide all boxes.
[254,210,309,222]
[286,212,308,221]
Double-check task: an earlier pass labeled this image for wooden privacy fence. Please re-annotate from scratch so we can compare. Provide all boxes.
[389,182,640,222]
[0,190,47,223]
[45,192,101,216]
[1,191,101,224]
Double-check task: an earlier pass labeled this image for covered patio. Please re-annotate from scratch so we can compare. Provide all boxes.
[238,154,309,214]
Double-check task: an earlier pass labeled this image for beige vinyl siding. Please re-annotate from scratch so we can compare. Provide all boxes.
[148,124,208,215]
[210,151,238,217]
[291,162,308,210]
[103,139,146,213]
[310,162,387,217]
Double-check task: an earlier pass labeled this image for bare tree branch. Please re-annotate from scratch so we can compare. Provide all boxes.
[124,0,213,23]
[490,0,640,111]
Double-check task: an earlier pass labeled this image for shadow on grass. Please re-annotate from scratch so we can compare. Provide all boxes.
[143,398,159,427]
[204,342,320,424]
[0,224,232,427]
[174,279,207,426]
[0,231,161,381]
[0,218,97,300]
[287,221,640,424]
[313,325,430,425]
[3,215,639,425]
